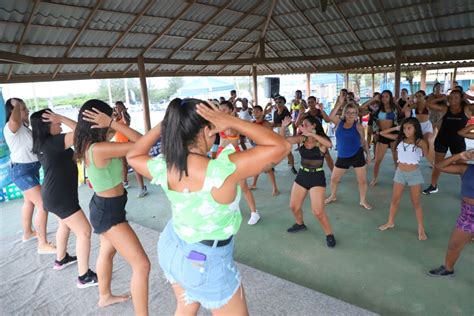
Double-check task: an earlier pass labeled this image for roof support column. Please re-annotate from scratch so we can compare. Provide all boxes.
[394,50,401,98]
[306,73,311,98]
[452,65,458,88]
[371,68,375,94]
[344,72,349,90]
[420,65,427,91]
[252,65,258,105]
[137,56,151,132]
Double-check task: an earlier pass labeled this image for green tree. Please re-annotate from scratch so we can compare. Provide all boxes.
[166,77,184,96]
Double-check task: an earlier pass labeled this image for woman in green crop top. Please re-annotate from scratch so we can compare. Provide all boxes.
[127,98,290,315]
[74,99,150,315]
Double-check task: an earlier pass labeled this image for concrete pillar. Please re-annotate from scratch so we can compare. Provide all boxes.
[137,56,151,132]
[420,66,427,91]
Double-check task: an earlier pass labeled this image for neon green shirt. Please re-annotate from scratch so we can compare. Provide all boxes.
[147,145,242,244]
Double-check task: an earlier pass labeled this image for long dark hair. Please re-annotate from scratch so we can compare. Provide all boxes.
[5,98,23,123]
[162,98,212,180]
[31,109,52,155]
[396,117,423,148]
[74,99,113,161]
[303,115,330,141]
[380,90,397,112]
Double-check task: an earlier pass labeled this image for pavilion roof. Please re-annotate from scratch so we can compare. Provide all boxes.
[1,0,473,83]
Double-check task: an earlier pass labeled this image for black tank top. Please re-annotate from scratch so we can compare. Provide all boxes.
[299,143,325,168]
[438,107,468,141]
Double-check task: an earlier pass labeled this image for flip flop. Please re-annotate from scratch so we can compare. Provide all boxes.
[22,234,38,243]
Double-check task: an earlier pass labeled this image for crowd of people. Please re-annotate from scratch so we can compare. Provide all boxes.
[3,82,473,315]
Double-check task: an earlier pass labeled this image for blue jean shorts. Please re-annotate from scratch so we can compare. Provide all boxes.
[157,220,241,310]
[8,162,41,191]
[393,168,424,186]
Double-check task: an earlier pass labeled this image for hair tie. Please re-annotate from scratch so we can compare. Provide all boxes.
[180,100,186,107]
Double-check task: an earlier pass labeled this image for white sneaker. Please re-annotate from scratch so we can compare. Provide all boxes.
[248,211,261,225]
[123,181,130,189]
[137,186,148,198]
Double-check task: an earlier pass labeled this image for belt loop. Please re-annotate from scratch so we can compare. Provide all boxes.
[212,240,218,248]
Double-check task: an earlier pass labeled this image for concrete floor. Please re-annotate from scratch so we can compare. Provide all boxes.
[1,148,473,315]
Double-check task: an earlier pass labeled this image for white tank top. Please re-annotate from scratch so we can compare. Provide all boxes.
[397,141,423,165]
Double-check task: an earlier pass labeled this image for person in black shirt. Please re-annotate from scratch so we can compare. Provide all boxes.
[31,109,97,288]
[271,96,297,174]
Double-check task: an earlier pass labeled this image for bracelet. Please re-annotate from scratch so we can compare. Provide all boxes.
[108,118,113,128]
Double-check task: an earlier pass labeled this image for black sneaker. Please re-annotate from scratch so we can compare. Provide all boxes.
[427,265,455,277]
[77,269,99,289]
[326,234,336,248]
[423,185,438,195]
[287,223,307,233]
[290,167,298,174]
[53,252,77,271]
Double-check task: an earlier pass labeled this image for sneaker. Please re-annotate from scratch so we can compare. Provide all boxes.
[326,234,336,248]
[123,181,129,189]
[137,186,149,198]
[248,211,261,225]
[53,253,77,271]
[423,184,438,195]
[290,167,298,175]
[427,265,455,277]
[287,223,307,233]
[77,269,99,289]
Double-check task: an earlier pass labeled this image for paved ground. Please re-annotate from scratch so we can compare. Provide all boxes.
[1,147,473,315]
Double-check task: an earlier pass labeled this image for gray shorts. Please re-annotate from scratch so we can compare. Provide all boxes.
[393,168,424,186]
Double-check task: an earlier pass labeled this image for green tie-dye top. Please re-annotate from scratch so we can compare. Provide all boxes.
[147,145,242,244]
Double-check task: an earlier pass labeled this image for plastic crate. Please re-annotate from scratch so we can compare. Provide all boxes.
[6,183,23,200]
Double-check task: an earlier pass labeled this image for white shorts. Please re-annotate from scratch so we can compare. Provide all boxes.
[420,120,433,135]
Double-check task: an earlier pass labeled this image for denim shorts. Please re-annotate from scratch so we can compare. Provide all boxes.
[157,220,241,310]
[8,162,41,191]
[393,168,424,186]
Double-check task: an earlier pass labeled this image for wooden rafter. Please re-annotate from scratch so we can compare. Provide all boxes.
[127,0,196,76]
[52,0,103,79]
[375,0,401,47]
[254,0,277,58]
[7,0,41,81]
[158,1,264,75]
[89,0,156,77]
[331,1,376,65]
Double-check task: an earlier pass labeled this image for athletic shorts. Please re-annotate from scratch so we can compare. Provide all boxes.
[294,168,326,190]
[393,168,424,186]
[434,137,466,154]
[9,162,41,191]
[158,220,241,310]
[456,201,474,234]
[335,148,366,169]
[420,120,433,135]
[377,133,395,145]
[89,191,128,234]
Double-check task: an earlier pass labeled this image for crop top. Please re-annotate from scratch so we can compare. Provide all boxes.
[299,142,325,169]
[461,164,474,199]
[377,111,396,121]
[147,145,242,243]
[86,143,123,193]
[396,141,423,165]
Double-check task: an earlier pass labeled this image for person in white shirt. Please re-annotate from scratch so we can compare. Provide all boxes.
[4,98,55,254]
[237,98,252,150]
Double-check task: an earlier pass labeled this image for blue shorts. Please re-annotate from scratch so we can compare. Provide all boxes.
[9,162,41,191]
[158,220,241,310]
[393,168,424,186]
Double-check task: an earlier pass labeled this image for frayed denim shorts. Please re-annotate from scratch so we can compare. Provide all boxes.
[9,162,41,191]
[157,220,241,310]
[393,168,424,186]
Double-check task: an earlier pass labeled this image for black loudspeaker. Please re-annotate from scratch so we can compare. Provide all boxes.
[264,77,280,98]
